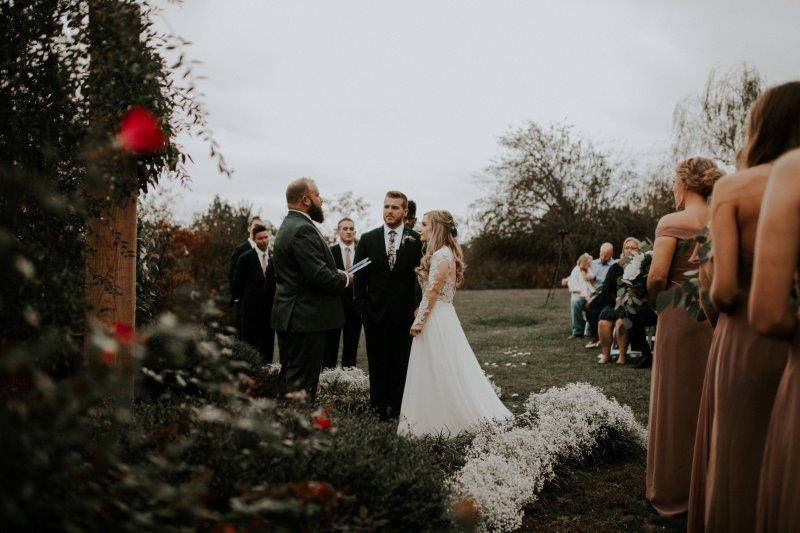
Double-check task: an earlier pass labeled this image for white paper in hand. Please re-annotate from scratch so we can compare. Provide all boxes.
[346,258,371,274]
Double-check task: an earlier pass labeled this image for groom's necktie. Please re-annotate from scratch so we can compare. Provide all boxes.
[387,230,397,270]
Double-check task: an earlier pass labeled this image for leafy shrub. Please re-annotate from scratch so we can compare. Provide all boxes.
[303,414,456,531]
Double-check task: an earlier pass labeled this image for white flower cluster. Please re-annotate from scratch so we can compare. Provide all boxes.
[449,382,645,531]
[318,366,370,393]
[622,250,652,281]
[262,364,371,411]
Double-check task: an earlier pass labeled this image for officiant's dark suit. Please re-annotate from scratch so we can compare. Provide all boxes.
[324,242,361,368]
[354,220,423,420]
[272,207,349,402]
[231,246,276,363]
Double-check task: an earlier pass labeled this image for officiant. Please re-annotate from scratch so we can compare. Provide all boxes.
[324,218,362,368]
[272,178,353,402]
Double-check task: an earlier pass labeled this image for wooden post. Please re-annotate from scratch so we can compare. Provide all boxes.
[84,193,137,400]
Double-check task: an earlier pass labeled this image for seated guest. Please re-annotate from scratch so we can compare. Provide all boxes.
[232,224,276,363]
[229,215,263,334]
[596,237,656,365]
[585,242,616,348]
[324,218,362,368]
[562,253,595,338]
[404,200,418,229]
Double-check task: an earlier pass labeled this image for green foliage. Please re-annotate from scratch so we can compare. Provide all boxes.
[304,414,456,531]
[655,228,712,322]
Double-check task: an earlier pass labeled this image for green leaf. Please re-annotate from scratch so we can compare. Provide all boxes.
[673,286,684,307]
[657,290,673,311]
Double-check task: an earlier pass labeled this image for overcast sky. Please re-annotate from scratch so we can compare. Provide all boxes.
[154,0,799,229]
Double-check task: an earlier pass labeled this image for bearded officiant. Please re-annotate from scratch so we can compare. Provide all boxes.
[232,223,276,363]
[272,178,354,402]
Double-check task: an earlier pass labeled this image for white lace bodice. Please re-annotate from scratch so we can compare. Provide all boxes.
[413,247,456,328]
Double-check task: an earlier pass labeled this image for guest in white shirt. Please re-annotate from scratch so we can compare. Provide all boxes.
[324,217,362,368]
[561,253,596,338]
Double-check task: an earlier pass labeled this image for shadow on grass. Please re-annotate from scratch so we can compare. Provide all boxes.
[471,315,539,328]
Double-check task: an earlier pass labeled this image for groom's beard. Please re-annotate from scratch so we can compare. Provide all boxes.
[308,203,324,223]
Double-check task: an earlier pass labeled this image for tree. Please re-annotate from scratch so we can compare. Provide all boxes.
[2,0,227,400]
[671,63,764,166]
[322,191,373,242]
[473,122,630,253]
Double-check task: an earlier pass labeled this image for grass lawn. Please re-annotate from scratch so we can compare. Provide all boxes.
[354,288,686,532]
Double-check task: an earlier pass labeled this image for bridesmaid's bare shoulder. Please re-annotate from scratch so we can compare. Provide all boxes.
[655,211,697,237]
[712,164,773,205]
[773,149,800,182]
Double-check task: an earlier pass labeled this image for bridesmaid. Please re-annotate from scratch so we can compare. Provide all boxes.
[688,82,800,532]
[749,116,800,533]
[645,157,721,517]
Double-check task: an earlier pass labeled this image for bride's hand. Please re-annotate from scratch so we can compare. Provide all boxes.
[410,324,423,337]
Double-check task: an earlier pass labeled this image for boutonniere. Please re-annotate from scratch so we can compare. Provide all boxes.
[401,233,417,245]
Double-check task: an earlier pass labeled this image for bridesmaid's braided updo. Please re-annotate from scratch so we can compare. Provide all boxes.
[675,157,724,199]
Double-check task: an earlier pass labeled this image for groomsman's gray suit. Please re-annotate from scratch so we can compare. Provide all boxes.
[271,210,348,402]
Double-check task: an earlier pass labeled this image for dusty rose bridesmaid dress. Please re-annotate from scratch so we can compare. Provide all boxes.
[646,225,713,517]
[687,255,788,531]
[755,334,800,532]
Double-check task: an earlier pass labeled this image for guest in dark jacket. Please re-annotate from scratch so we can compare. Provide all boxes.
[232,224,276,363]
[229,216,264,334]
[324,217,361,368]
[596,237,656,366]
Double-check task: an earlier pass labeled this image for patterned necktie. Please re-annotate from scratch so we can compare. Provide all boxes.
[344,246,352,270]
[388,230,397,270]
[260,251,267,275]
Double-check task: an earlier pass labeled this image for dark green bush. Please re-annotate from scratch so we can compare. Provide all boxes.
[302,414,456,531]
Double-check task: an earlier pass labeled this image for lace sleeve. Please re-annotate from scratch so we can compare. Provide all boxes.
[412,249,453,331]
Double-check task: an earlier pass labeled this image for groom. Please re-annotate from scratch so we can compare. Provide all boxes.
[354,191,423,421]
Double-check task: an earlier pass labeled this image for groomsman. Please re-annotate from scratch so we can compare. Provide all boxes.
[354,191,423,421]
[404,200,418,230]
[272,178,353,402]
[229,216,263,334]
[324,218,361,368]
[231,224,276,363]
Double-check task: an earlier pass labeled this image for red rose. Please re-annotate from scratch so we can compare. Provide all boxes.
[113,322,136,345]
[314,416,334,431]
[116,107,166,153]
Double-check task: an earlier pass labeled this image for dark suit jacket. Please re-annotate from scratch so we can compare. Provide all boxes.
[228,239,252,304]
[271,210,347,333]
[330,243,356,314]
[231,248,276,330]
[354,226,423,326]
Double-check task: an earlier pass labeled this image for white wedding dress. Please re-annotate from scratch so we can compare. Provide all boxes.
[397,246,513,437]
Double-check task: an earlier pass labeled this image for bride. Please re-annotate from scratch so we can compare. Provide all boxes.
[397,210,513,437]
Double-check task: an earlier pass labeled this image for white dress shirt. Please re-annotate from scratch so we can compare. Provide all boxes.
[248,237,257,249]
[383,223,403,254]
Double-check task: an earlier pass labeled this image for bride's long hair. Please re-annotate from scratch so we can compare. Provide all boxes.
[417,210,466,287]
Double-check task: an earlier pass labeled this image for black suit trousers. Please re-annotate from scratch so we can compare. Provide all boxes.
[323,310,362,368]
[363,317,412,421]
[277,330,329,404]
[242,319,275,364]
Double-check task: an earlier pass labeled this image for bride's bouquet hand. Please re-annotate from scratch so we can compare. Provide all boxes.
[410,323,423,337]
